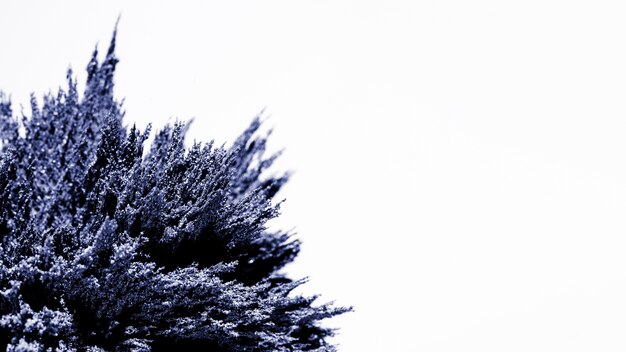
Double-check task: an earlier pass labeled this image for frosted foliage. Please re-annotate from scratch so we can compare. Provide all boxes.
[0,28,349,351]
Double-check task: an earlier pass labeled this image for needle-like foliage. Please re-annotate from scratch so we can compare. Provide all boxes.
[0,28,349,351]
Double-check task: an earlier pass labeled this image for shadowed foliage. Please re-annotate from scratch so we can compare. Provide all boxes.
[0,28,349,351]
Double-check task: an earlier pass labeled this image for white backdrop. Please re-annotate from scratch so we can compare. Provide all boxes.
[3,1,626,351]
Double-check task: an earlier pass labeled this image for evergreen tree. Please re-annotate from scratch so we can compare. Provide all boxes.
[0,27,349,351]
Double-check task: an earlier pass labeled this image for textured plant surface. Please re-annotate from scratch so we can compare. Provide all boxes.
[0,29,349,351]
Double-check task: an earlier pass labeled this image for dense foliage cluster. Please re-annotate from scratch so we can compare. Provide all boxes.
[0,30,348,351]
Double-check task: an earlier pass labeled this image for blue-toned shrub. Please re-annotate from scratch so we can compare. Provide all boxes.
[0,28,349,351]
